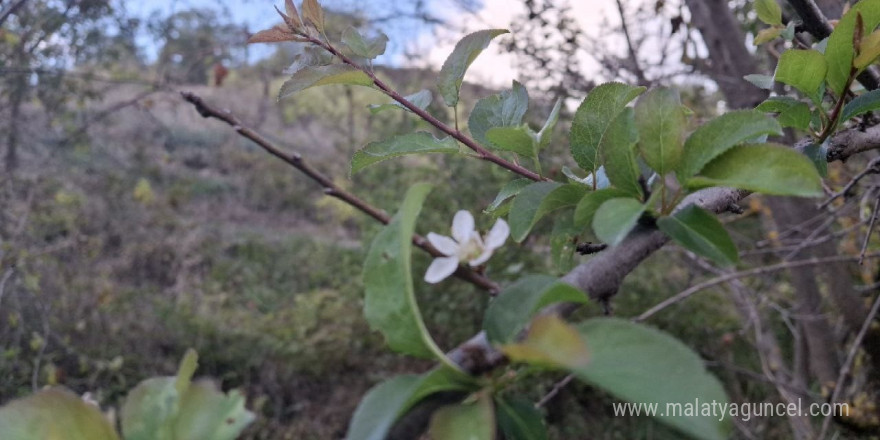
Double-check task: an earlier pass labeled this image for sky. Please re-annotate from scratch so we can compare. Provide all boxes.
[128,0,639,88]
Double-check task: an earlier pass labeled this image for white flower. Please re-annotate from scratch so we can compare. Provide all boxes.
[424,210,509,283]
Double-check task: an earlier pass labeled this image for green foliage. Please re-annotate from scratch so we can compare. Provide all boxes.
[278,65,374,99]
[755,97,812,131]
[774,49,827,101]
[485,179,532,213]
[840,88,880,122]
[755,0,782,26]
[351,132,459,174]
[341,27,388,59]
[495,396,548,440]
[501,316,591,370]
[368,89,432,114]
[347,368,477,440]
[679,110,782,180]
[363,183,450,361]
[687,144,823,197]
[483,275,588,344]
[438,29,510,107]
[570,82,646,174]
[468,81,529,146]
[825,2,880,95]
[0,350,254,440]
[0,389,120,440]
[592,198,646,246]
[634,87,686,176]
[428,392,496,440]
[600,108,643,198]
[573,319,731,440]
[658,205,739,267]
[508,182,587,242]
[486,126,537,157]
[573,188,631,232]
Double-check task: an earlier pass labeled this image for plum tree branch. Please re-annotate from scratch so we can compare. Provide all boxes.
[180,91,501,294]
[305,36,550,182]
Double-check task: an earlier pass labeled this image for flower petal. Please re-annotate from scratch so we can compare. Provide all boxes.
[451,210,475,243]
[469,248,493,266]
[427,232,458,256]
[484,218,510,250]
[424,256,459,283]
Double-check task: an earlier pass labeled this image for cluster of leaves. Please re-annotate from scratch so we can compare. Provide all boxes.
[750,0,880,174]
[0,350,254,440]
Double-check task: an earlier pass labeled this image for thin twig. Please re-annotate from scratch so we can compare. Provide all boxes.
[818,156,880,210]
[636,252,880,322]
[860,195,880,264]
[180,92,500,294]
[304,36,548,182]
[535,373,575,408]
[818,293,880,439]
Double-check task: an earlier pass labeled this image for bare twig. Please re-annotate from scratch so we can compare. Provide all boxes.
[535,373,575,408]
[860,195,880,264]
[180,91,500,294]
[818,292,880,439]
[636,252,880,322]
[818,156,880,210]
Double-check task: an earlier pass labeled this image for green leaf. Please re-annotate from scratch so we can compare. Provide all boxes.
[573,188,631,231]
[483,275,588,344]
[756,0,782,25]
[509,182,588,242]
[351,132,459,174]
[841,89,880,122]
[592,197,646,246]
[438,29,509,107]
[634,87,686,176]
[486,125,537,157]
[743,73,775,90]
[804,140,829,177]
[570,82,646,173]
[121,377,179,440]
[363,183,450,359]
[600,108,643,198]
[341,27,388,59]
[501,315,591,370]
[279,64,373,99]
[121,350,254,440]
[0,388,120,440]
[495,397,548,440]
[368,89,432,114]
[755,97,812,131]
[173,381,255,440]
[346,368,476,440]
[658,205,738,267]
[687,143,823,197]
[429,392,496,440]
[774,49,827,99]
[302,0,325,33]
[537,99,563,151]
[550,211,578,274]
[679,110,783,180]
[485,179,532,213]
[825,3,880,95]
[574,318,731,440]
[469,81,529,146]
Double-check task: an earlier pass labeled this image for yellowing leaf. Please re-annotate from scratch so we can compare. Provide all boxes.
[856,29,880,68]
[501,315,590,370]
[754,26,783,45]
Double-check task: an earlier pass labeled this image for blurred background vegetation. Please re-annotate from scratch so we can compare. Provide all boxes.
[1,0,878,438]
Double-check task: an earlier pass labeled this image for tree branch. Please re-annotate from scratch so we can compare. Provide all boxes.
[180,91,500,294]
